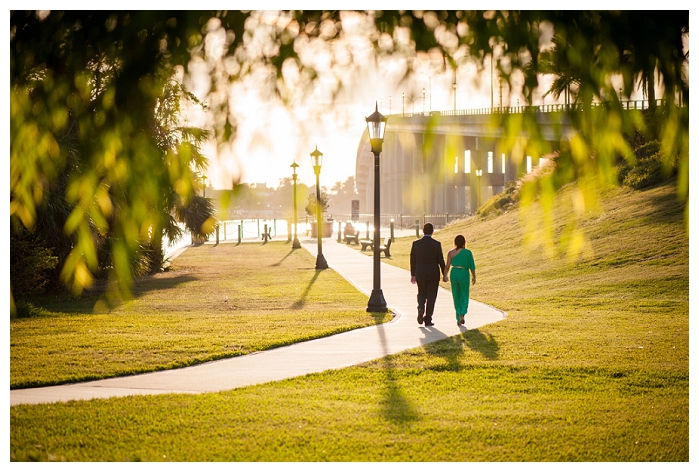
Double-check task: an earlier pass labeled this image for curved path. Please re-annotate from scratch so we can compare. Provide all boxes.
[10,235,506,406]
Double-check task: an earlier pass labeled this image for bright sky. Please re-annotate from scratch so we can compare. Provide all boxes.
[184,10,514,190]
[182,7,666,191]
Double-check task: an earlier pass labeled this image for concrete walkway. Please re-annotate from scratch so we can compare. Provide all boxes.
[10,234,506,406]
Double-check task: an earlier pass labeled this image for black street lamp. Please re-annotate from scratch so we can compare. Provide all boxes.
[453,81,457,112]
[475,169,483,210]
[311,146,328,270]
[290,161,301,249]
[365,103,388,313]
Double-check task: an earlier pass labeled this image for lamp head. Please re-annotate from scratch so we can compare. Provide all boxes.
[310,146,323,175]
[365,102,387,154]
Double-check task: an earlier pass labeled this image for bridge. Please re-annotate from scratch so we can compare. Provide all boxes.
[354,100,663,218]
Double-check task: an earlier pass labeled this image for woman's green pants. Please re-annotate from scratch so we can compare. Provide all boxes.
[449,267,470,320]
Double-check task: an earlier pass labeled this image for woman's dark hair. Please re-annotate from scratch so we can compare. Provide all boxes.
[454,235,466,249]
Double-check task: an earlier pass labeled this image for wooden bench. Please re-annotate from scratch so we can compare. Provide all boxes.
[344,233,359,245]
[360,237,392,257]
[343,225,360,245]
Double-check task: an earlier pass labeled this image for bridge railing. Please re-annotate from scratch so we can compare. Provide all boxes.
[393,99,671,119]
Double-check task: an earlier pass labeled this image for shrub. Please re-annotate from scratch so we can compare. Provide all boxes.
[10,229,59,299]
[478,181,518,217]
[13,300,47,319]
[617,140,677,190]
[305,191,330,216]
[634,140,662,161]
[623,153,667,189]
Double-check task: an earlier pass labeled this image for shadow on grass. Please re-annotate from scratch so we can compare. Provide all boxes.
[271,248,298,267]
[23,274,199,316]
[290,271,320,310]
[372,311,420,424]
[423,328,500,369]
[645,179,685,223]
[379,355,420,424]
[462,329,500,360]
[424,335,465,371]
[131,274,199,299]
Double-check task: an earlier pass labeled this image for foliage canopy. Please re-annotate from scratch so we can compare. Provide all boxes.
[10,10,689,301]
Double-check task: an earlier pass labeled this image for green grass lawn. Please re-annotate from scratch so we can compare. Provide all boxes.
[11,242,389,388]
[10,180,688,461]
[384,181,688,371]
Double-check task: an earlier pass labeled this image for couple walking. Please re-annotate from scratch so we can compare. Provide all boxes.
[410,222,476,326]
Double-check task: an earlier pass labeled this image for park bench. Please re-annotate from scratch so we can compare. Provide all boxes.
[360,236,392,257]
[343,224,360,245]
[261,226,273,242]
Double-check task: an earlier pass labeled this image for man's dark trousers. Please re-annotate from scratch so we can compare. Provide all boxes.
[410,234,445,324]
[416,277,440,323]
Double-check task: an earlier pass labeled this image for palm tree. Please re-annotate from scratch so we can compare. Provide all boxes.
[539,36,581,107]
[144,78,217,272]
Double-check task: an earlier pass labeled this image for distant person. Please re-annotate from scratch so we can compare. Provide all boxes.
[443,234,476,326]
[410,222,446,327]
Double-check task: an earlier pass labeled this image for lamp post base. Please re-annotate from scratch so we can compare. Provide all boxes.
[315,254,328,270]
[366,289,388,313]
[292,237,301,249]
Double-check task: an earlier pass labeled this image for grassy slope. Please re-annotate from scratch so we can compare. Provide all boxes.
[385,180,688,371]
[10,180,688,461]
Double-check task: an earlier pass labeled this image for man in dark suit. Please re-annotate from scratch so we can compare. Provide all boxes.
[410,222,446,326]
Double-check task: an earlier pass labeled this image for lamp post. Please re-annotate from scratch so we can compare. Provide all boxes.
[311,146,328,270]
[429,75,432,110]
[422,87,426,114]
[290,161,301,249]
[365,103,388,313]
[453,81,457,112]
[499,76,503,109]
[402,92,405,115]
[490,55,494,109]
[475,169,482,210]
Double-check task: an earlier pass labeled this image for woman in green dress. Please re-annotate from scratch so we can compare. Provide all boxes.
[443,235,476,326]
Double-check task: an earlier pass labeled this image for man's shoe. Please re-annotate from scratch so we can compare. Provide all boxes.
[417,306,424,325]
[424,321,435,327]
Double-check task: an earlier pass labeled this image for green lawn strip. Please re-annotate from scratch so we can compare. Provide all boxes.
[10,363,688,461]
[11,242,390,388]
[10,181,688,460]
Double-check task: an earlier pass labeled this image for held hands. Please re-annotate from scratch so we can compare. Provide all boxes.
[443,275,448,282]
